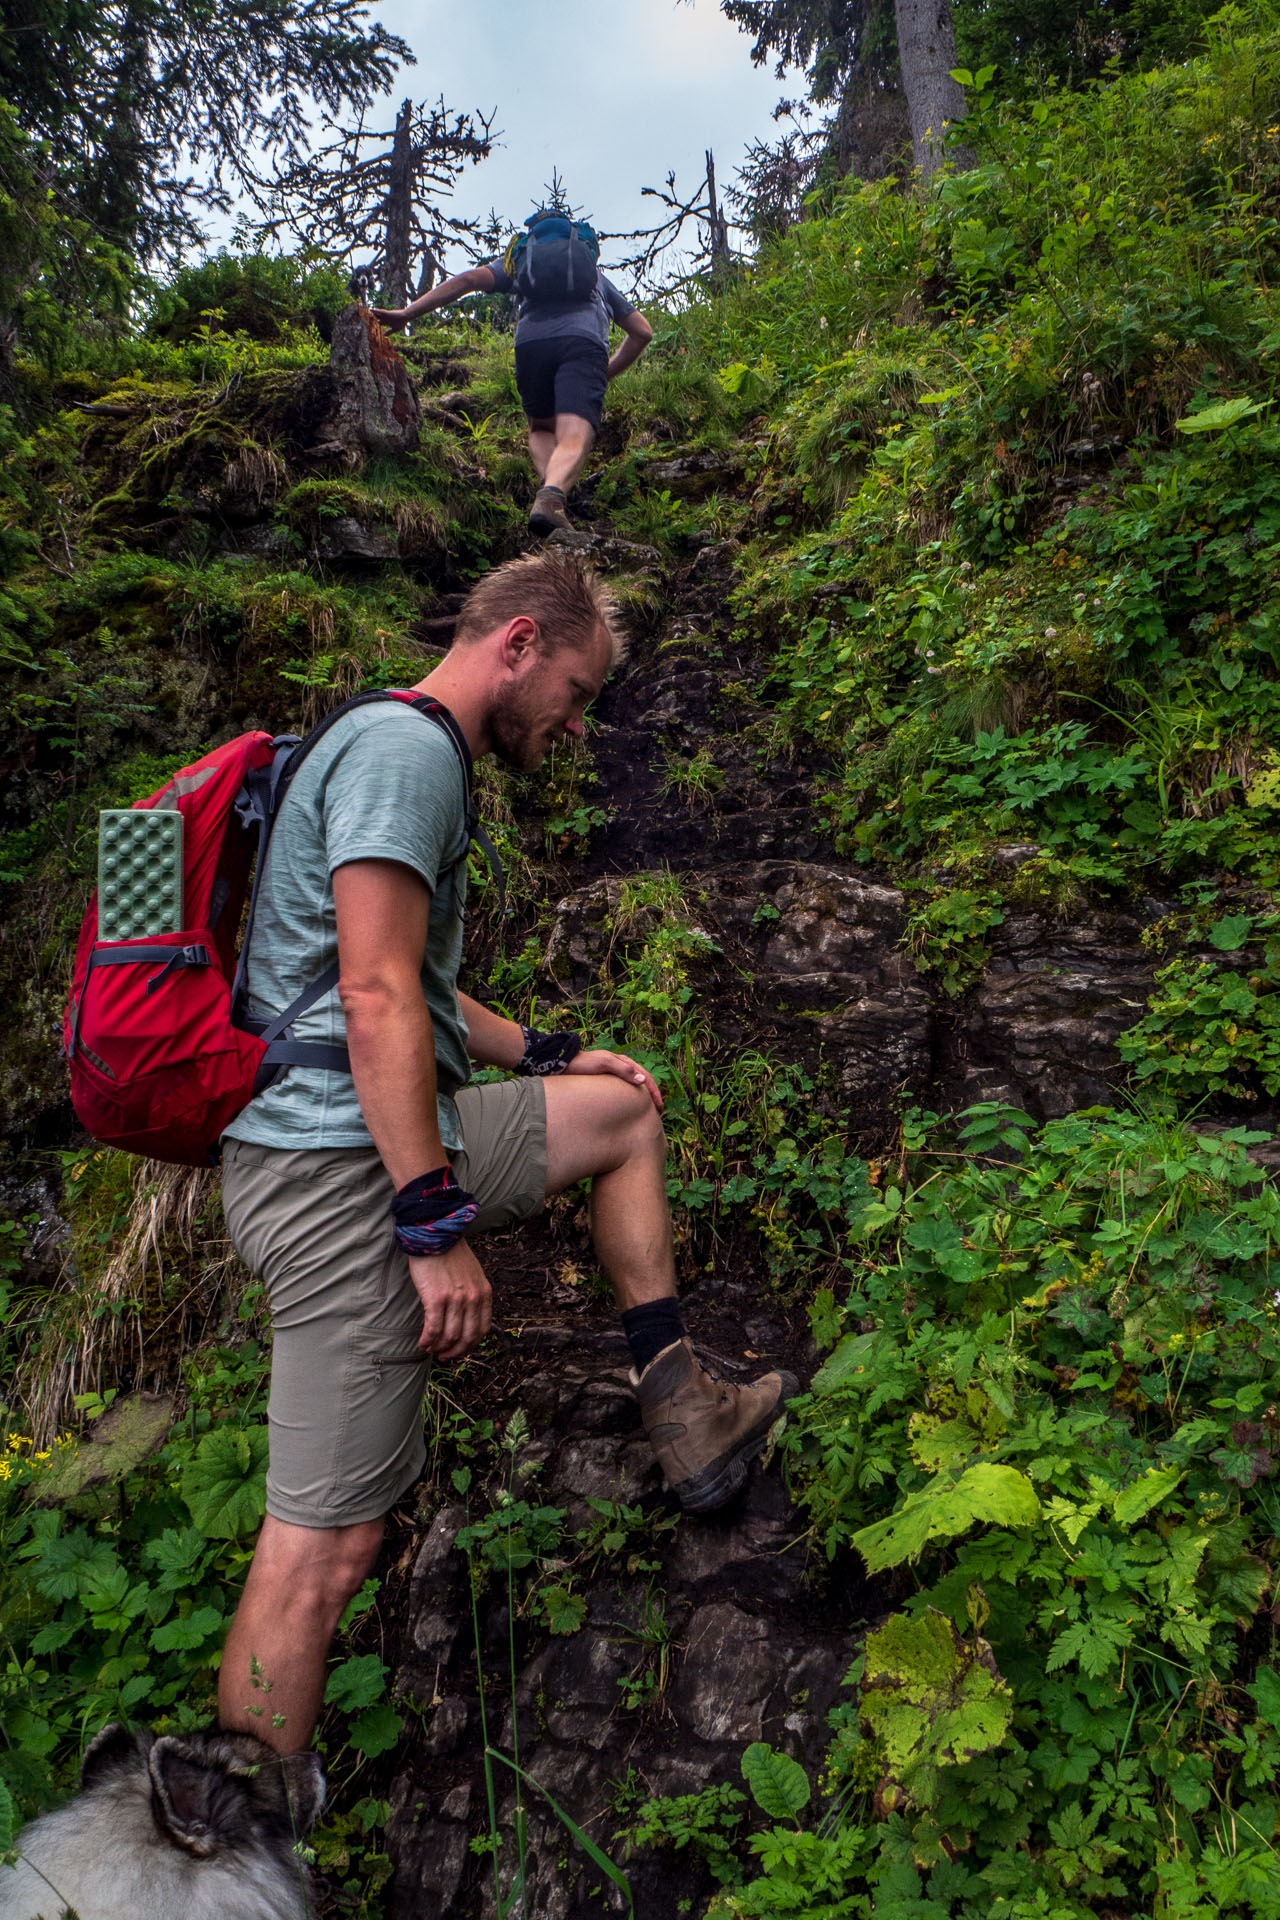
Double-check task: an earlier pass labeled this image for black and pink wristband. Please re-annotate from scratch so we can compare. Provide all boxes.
[516,1025,583,1076]
[391,1166,479,1257]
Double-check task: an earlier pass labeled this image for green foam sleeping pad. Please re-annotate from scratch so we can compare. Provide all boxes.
[97,810,185,941]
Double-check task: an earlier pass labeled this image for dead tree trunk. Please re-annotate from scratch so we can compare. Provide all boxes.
[380,98,414,310]
[705,148,731,265]
[894,0,971,183]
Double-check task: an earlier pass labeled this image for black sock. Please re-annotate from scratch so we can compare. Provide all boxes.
[621,1298,685,1374]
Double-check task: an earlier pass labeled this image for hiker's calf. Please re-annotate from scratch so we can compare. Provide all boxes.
[0,1724,323,1920]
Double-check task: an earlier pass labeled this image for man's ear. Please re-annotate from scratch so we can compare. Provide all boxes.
[499,615,540,671]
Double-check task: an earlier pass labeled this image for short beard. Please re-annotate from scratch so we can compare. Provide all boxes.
[487,680,547,772]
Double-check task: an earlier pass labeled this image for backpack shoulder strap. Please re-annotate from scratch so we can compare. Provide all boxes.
[400,694,506,916]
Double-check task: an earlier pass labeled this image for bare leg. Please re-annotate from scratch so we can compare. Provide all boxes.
[219,1514,384,1753]
[527,419,555,483]
[543,1076,674,1309]
[544,413,597,496]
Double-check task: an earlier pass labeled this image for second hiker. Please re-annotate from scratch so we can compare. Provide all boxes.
[374,208,653,535]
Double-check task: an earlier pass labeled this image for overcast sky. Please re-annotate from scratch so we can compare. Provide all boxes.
[365,0,799,278]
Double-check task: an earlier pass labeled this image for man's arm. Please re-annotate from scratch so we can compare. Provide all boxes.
[457,989,664,1111]
[334,858,491,1358]
[458,991,524,1069]
[607,309,653,382]
[373,264,499,332]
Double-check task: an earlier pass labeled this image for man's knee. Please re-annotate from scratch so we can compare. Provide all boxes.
[617,1081,666,1157]
[250,1516,383,1614]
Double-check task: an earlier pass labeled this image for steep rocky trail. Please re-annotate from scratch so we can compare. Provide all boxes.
[351,433,1185,1913]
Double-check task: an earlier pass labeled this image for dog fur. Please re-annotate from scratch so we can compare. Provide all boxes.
[0,1724,324,1920]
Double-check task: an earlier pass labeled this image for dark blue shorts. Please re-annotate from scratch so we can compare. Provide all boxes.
[514,338,609,431]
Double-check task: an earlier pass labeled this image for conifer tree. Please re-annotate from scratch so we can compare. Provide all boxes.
[255,96,494,307]
[0,0,411,259]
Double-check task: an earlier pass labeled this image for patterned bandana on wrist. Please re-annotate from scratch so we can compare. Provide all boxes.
[516,1025,584,1076]
[391,1166,479,1256]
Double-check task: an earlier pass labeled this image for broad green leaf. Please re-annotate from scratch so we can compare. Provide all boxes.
[1174,396,1266,433]
[1209,914,1253,951]
[541,1583,587,1636]
[142,1526,209,1589]
[741,1743,811,1820]
[811,1331,878,1394]
[150,1604,224,1652]
[349,1702,403,1756]
[180,1424,268,1539]
[861,1609,1013,1808]
[1246,1665,1280,1722]
[1113,1466,1184,1527]
[325,1653,387,1713]
[853,1463,1041,1572]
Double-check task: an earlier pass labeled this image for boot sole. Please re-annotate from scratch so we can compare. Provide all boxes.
[670,1371,799,1514]
[528,508,571,535]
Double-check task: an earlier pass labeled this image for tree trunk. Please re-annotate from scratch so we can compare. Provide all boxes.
[894,0,970,183]
[705,148,731,265]
[380,98,413,311]
[89,0,149,249]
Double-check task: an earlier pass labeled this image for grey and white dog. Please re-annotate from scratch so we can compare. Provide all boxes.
[0,1723,324,1920]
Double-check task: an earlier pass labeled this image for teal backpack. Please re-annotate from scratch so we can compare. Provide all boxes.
[503,210,600,305]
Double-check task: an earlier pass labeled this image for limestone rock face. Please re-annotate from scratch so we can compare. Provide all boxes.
[326,304,420,459]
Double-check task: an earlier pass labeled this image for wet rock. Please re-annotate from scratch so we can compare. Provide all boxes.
[546,1433,657,1506]
[386,1795,472,1915]
[433,389,492,421]
[959,908,1155,1117]
[326,304,420,459]
[314,513,399,562]
[666,1470,807,1603]
[422,1694,469,1755]
[648,449,742,497]
[670,1603,774,1743]
[403,1505,466,1667]
[545,526,663,572]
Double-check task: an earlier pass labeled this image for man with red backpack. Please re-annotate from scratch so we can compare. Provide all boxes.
[207,550,793,1755]
[374,208,653,535]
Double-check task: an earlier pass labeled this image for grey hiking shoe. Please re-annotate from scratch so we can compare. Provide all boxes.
[529,485,572,534]
[633,1338,797,1513]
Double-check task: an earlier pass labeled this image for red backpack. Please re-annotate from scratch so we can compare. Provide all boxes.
[63,691,494,1167]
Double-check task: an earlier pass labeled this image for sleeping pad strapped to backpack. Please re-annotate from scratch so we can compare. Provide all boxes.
[503,210,601,305]
[64,690,501,1167]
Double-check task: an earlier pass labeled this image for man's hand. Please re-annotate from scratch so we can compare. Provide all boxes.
[372,307,409,331]
[410,1241,492,1359]
[565,1048,663,1112]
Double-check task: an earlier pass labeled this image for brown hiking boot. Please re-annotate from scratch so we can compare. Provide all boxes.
[529,485,572,534]
[633,1338,797,1513]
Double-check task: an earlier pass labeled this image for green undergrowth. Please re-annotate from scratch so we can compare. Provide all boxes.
[637,0,1280,1068]
[612,1103,1280,1917]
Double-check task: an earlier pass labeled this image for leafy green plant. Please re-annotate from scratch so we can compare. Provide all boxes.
[1118,921,1280,1101]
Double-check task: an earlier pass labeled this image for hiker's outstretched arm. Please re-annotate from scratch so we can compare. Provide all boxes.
[335,857,491,1358]
[607,310,654,381]
[374,265,498,331]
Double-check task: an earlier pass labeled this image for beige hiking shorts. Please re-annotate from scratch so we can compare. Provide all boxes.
[221,1078,547,1529]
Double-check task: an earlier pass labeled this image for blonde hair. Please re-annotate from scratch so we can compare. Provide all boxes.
[453,550,627,667]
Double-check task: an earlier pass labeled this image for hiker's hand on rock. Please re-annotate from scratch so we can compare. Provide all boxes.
[410,1242,492,1359]
[566,1048,663,1113]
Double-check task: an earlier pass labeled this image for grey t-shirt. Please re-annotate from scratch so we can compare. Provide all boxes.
[222,704,471,1154]
[483,257,636,349]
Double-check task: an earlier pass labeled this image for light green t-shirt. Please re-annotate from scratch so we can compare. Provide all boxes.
[222,703,471,1152]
